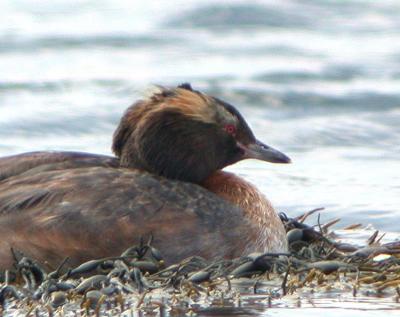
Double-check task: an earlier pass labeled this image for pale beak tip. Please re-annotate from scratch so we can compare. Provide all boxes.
[281,154,292,164]
[273,152,292,164]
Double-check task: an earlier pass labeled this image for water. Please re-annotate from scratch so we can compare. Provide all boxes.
[0,0,400,315]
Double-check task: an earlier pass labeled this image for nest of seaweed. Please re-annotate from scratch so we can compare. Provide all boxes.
[1,208,400,316]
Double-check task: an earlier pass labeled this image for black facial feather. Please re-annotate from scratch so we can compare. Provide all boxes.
[213,97,256,144]
[132,110,242,183]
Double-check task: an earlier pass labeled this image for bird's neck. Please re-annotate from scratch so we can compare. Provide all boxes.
[201,171,273,223]
[202,170,288,253]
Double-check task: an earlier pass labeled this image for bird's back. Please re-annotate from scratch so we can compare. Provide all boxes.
[0,151,256,269]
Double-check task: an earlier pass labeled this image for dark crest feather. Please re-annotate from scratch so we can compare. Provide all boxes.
[177,83,193,91]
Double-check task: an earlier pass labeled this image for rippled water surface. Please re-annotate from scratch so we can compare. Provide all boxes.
[1,0,400,315]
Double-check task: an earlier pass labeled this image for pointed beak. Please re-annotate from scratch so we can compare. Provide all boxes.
[238,140,291,164]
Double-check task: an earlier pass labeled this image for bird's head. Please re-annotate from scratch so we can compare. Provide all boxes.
[112,83,290,183]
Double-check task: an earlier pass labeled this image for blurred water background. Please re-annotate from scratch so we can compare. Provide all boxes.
[1,0,400,253]
[1,0,400,230]
[1,0,400,315]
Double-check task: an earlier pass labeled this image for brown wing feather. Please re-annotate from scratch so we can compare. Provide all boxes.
[0,151,119,182]
[0,155,253,269]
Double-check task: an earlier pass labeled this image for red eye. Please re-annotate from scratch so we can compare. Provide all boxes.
[224,124,236,135]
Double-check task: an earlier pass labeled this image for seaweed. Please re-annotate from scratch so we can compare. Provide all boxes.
[1,208,400,315]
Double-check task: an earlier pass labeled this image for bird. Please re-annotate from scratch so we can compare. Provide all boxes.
[0,83,291,270]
